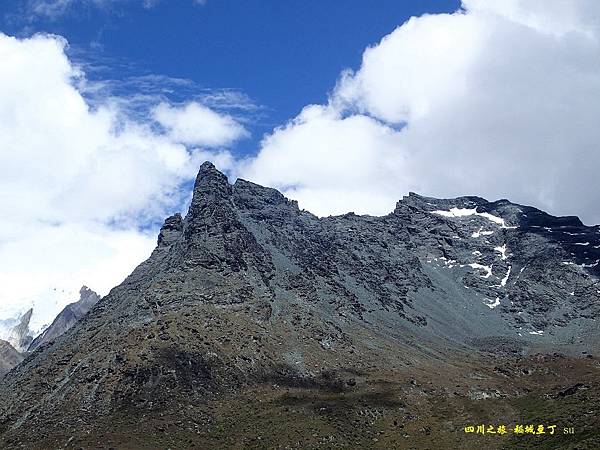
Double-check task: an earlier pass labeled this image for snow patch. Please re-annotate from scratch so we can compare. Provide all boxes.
[477,212,505,226]
[468,263,493,278]
[500,266,512,287]
[581,260,599,268]
[471,228,495,238]
[494,244,508,260]
[485,297,501,309]
[432,208,516,229]
[433,207,477,218]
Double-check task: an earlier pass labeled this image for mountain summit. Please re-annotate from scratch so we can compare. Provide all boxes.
[0,163,598,449]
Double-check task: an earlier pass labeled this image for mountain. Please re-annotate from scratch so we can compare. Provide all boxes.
[0,162,598,449]
[0,288,98,377]
[6,309,33,353]
[28,286,100,352]
[0,341,23,376]
[0,318,18,341]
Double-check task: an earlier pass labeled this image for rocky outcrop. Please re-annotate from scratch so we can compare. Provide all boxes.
[0,162,598,449]
[28,287,100,352]
[0,340,23,376]
[157,213,183,248]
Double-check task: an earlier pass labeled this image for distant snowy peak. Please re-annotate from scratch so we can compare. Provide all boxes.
[6,309,33,353]
[0,284,86,343]
[28,286,100,352]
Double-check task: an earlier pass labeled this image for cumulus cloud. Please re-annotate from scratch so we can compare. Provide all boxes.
[0,32,243,329]
[241,0,600,225]
[153,102,248,148]
[241,105,409,216]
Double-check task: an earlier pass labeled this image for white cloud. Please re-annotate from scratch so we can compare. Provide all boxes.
[241,0,600,225]
[26,0,108,18]
[462,0,600,37]
[0,32,243,330]
[241,105,409,216]
[153,102,248,148]
[25,0,206,19]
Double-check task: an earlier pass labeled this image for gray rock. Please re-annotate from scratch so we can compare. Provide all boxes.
[0,340,23,376]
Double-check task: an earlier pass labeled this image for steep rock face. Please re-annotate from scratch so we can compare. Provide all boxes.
[7,310,33,353]
[0,162,598,449]
[28,287,101,352]
[0,341,23,376]
[392,193,600,347]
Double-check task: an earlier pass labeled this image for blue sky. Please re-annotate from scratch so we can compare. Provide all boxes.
[1,0,460,157]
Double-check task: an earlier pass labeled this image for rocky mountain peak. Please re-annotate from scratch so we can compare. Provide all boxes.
[0,162,599,448]
[190,161,232,208]
[77,286,101,309]
[184,161,236,239]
